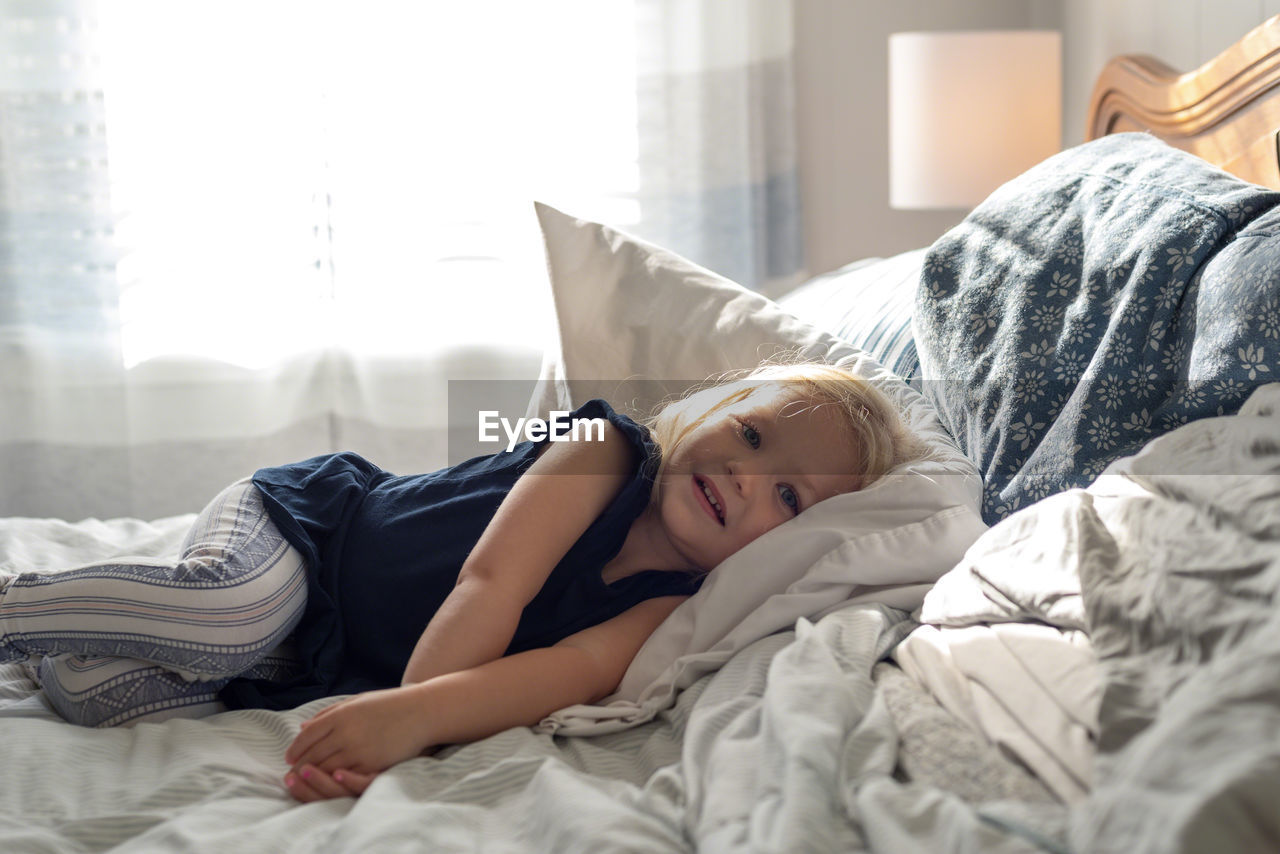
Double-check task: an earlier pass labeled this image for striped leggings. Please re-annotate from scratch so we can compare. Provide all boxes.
[0,479,308,727]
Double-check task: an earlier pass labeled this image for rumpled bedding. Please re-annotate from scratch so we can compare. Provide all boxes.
[0,580,1049,853]
[902,384,1280,852]
[1071,383,1280,852]
[4,386,1276,851]
[903,132,1280,842]
[894,622,1098,802]
[899,475,1105,803]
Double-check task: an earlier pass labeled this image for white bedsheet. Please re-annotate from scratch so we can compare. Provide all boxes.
[0,459,1014,852]
[895,622,1099,802]
[0,598,1051,853]
[898,383,1280,839]
[0,504,1059,853]
[895,488,1106,803]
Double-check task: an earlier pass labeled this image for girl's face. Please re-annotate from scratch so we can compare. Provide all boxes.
[655,383,863,571]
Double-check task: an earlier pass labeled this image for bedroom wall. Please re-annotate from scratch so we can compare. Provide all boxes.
[792,0,1280,278]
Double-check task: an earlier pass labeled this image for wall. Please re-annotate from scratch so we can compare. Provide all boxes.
[792,0,1280,278]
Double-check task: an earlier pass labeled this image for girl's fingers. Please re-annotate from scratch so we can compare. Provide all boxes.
[333,768,379,795]
[315,748,354,775]
[294,740,346,774]
[284,765,352,802]
[294,700,347,739]
[288,697,355,760]
[285,720,333,765]
[283,767,323,802]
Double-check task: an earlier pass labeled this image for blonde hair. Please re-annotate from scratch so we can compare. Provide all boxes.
[645,360,925,500]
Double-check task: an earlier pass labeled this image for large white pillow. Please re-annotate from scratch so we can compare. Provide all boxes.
[527,203,986,733]
[528,202,880,420]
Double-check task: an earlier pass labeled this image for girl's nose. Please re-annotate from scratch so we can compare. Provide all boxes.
[727,459,764,498]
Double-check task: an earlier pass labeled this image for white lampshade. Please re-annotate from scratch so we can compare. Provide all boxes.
[889,30,1062,209]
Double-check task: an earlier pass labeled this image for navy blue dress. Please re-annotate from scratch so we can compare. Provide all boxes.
[220,399,702,711]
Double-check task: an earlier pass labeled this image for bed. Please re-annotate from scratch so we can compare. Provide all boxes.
[4,17,1280,853]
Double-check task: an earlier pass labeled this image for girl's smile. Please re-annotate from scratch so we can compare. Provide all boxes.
[693,475,725,525]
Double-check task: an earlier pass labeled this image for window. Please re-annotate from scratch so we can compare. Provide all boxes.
[99,1,640,369]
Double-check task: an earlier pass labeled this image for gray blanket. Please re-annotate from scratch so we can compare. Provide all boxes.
[1070,384,1280,852]
[910,384,1280,851]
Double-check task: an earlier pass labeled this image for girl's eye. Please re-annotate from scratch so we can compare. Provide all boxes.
[778,484,801,515]
[740,421,760,449]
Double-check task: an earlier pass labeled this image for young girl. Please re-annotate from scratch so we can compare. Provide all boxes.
[0,362,920,802]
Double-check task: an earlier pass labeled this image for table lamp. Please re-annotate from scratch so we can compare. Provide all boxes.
[889,30,1063,209]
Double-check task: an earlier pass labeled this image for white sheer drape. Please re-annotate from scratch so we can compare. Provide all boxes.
[634,0,803,296]
[0,0,800,519]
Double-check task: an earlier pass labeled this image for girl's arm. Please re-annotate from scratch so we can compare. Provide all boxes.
[284,593,687,785]
[400,421,636,686]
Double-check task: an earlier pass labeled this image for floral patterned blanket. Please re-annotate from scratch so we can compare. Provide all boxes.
[915,133,1280,523]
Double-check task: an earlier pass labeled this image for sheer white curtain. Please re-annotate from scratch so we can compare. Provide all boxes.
[633,0,803,296]
[0,0,800,519]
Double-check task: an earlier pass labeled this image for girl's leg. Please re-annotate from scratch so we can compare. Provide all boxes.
[37,654,230,727]
[0,478,308,681]
[37,642,302,727]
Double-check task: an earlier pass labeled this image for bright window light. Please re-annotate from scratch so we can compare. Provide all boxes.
[98,0,639,369]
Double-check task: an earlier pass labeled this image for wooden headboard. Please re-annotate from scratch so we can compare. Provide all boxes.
[1086,15,1280,189]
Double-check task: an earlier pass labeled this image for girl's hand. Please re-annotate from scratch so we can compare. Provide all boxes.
[285,686,432,776]
[284,765,378,802]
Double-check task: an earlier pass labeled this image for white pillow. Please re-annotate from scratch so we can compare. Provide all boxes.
[528,202,878,420]
[527,203,986,733]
